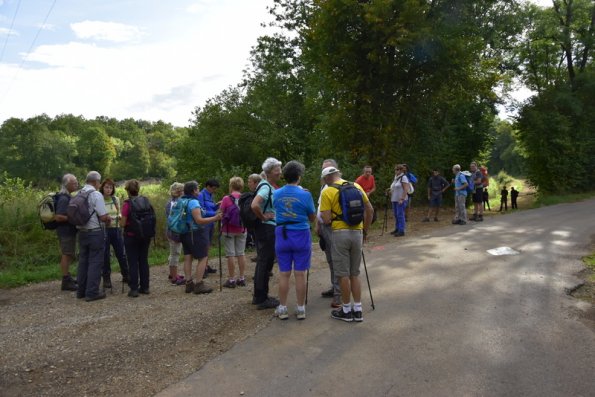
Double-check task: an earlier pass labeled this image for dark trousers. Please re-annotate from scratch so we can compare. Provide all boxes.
[511,198,518,209]
[500,198,508,211]
[77,230,104,298]
[124,235,150,292]
[253,222,275,303]
[103,228,128,277]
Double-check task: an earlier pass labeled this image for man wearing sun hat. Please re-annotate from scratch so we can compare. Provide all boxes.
[319,166,373,322]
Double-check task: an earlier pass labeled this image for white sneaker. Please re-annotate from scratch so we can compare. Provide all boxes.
[295,307,306,320]
[274,305,288,320]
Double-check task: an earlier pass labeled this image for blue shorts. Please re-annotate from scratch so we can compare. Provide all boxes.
[275,227,311,272]
[429,195,442,207]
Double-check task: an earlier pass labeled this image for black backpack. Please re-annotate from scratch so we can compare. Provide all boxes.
[239,183,272,229]
[125,196,156,239]
[330,182,365,226]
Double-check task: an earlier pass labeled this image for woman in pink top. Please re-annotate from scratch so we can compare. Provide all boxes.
[220,176,247,288]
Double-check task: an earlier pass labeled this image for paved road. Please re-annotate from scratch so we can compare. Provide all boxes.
[157,200,595,397]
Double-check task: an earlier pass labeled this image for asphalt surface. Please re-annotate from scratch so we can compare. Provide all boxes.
[157,199,595,397]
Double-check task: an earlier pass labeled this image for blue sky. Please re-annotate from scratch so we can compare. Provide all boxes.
[0,0,274,126]
[0,0,550,127]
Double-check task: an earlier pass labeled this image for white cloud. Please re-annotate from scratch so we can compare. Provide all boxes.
[0,27,19,36]
[37,23,56,31]
[70,20,144,43]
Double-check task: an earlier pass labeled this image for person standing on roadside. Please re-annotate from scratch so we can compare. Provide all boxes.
[469,162,484,222]
[54,173,79,291]
[316,159,342,309]
[500,186,509,211]
[423,168,450,222]
[198,179,220,278]
[320,166,373,323]
[99,178,128,289]
[511,187,519,209]
[251,157,282,310]
[451,164,468,225]
[273,161,316,320]
[220,177,248,288]
[76,171,111,302]
[388,164,410,237]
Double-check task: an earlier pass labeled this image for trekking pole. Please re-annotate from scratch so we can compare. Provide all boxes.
[218,221,222,292]
[381,194,389,236]
[361,250,375,310]
[305,268,310,305]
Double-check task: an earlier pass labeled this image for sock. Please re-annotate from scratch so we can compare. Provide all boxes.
[353,302,362,312]
[342,303,351,314]
[278,305,287,311]
[297,305,305,312]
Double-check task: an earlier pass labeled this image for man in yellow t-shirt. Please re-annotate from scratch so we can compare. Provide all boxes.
[320,166,373,322]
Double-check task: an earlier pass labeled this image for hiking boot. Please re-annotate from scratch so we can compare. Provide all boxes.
[478,215,484,222]
[61,275,77,291]
[223,279,236,289]
[321,288,334,298]
[85,292,106,302]
[394,231,405,237]
[458,220,467,225]
[206,266,217,274]
[331,308,353,322]
[139,288,150,294]
[390,230,398,235]
[128,289,139,298]
[295,307,306,320]
[185,280,195,294]
[257,297,280,310]
[236,278,246,287]
[193,281,213,294]
[274,306,289,320]
[422,217,430,222]
[352,310,363,322]
[102,275,112,289]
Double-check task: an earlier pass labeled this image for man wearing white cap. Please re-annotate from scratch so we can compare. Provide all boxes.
[320,166,373,322]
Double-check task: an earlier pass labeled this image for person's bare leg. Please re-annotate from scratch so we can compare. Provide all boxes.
[294,271,306,306]
[195,257,208,281]
[350,276,362,303]
[238,255,246,279]
[278,271,291,306]
[340,276,351,304]
[226,256,235,279]
[183,255,193,280]
[60,254,73,276]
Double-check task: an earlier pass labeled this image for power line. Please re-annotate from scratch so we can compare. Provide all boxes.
[0,0,57,107]
[0,0,22,64]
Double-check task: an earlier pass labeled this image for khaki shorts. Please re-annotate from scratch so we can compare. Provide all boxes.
[223,232,247,257]
[331,229,362,278]
[58,234,76,256]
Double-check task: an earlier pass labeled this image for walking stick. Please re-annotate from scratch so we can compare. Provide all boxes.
[361,250,375,310]
[218,221,222,291]
[305,268,310,305]
[381,194,389,236]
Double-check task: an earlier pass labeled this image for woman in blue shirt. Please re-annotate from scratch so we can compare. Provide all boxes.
[273,161,316,320]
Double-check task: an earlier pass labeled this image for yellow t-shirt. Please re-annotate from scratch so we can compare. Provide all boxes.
[320,178,369,230]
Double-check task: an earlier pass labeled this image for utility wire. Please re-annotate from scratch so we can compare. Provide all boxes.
[0,0,22,64]
[0,0,58,106]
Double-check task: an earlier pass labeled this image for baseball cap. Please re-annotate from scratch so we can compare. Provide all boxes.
[321,166,340,178]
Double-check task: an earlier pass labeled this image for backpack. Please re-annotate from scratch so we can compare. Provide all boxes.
[125,196,156,239]
[461,171,474,194]
[167,197,192,235]
[38,192,63,230]
[222,194,242,229]
[330,182,365,226]
[406,172,417,184]
[396,175,414,194]
[67,189,95,226]
[239,183,272,229]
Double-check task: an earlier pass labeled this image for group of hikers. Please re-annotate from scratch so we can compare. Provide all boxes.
[49,158,517,322]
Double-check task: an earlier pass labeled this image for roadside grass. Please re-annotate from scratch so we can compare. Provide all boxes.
[532,191,595,208]
[583,253,595,284]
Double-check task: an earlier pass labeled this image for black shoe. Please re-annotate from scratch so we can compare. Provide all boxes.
[394,231,405,237]
[85,292,106,302]
[331,308,353,322]
[458,220,467,225]
[128,289,139,298]
[389,230,398,235]
[257,297,280,310]
[207,266,217,274]
[321,288,334,298]
[61,276,77,291]
[185,280,195,294]
[103,275,112,289]
[139,289,150,294]
[352,310,363,322]
[477,215,483,222]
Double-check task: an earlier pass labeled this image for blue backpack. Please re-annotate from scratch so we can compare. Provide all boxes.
[462,172,475,194]
[330,182,365,226]
[167,197,192,235]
